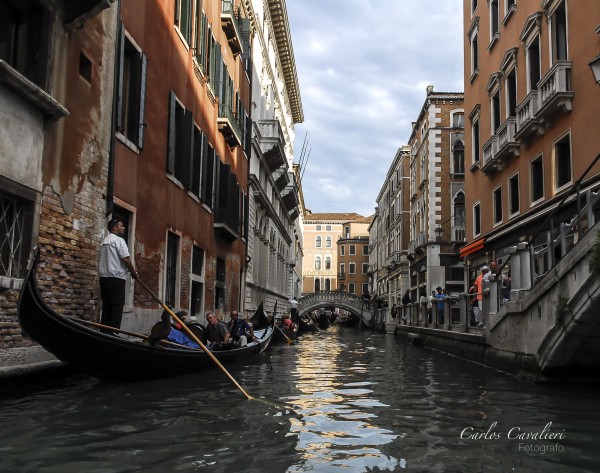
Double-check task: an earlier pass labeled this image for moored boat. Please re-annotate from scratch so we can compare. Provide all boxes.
[18,250,275,381]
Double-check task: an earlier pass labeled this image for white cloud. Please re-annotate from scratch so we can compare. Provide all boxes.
[287,0,464,216]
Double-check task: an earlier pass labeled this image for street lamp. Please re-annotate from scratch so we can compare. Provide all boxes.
[434,225,444,241]
[589,54,600,85]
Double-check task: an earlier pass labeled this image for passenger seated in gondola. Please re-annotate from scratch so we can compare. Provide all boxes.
[281,313,294,331]
[228,310,254,346]
[147,309,205,348]
[205,311,230,349]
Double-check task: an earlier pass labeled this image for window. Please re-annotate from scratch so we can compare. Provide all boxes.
[362,263,369,274]
[471,117,479,164]
[190,245,205,320]
[504,0,516,22]
[190,125,206,199]
[349,245,356,255]
[509,173,520,216]
[493,187,503,225]
[165,232,180,307]
[344,226,350,238]
[325,279,331,291]
[174,0,192,44]
[316,225,321,231]
[555,133,572,189]
[490,0,499,43]
[167,91,192,185]
[117,28,147,149]
[315,236,322,248]
[349,283,355,295]
[315,279,321,292]
[349,263,356,274]
[526,36,541,92]
[340,263,345,276]
[453,112,464,128]
[325,256,331,270]
[473,203,481,236]
[472,0,478,14]
[315,256,322,270]
[363,245,369,255]
[505,68,517,118]
[215,257,226,312]
[326,225,331,231]
[468,19,479,78]
[362,283,369,296]
[0,186,34,279]
[491,90,501,133]
[453,138,465,174]
[0,0,50,88]
[340,246,345,256]
[531,156,544,203]
[325,236,332,248]
[550,1,568,63]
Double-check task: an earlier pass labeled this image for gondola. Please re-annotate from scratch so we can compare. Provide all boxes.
[273,322,299,343]
[17,250,275,381]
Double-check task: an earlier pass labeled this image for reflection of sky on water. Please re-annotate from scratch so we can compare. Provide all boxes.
[285,334,403,472]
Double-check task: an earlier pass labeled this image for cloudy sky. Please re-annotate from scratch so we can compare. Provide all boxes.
[285,0,465,217]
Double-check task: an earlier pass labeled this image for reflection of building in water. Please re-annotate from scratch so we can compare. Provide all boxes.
[287,336,400,472]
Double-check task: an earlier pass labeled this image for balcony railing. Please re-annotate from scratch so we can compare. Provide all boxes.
[515,90,543,141]
[537,60,573,121]
[217,103,242,147]
[482,134,498,169]
[221,0,243,56]
[452,226,466,242]
[258,119,286,172]
[495,116,520,163]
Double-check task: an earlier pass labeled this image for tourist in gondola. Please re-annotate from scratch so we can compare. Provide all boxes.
[228,310,254,346]
[205,311,230,348]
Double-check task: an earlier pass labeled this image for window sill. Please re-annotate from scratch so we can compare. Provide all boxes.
[0,276,23,291]
[502,5,516,26]
[487,33,500,52]
[469,69,480,84]
[116,132,140,154]
[0,60,68,123]
[469,161,481,172]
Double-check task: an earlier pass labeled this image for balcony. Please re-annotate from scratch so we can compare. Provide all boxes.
[63,0,113,28]
[481,134,499,174]
[221,0,243,56]
[281,185,299,211]
[258,120,286,172]
[408,232,427,256]
[274,170,290,192]
[515,90,543,141]
[452,226,466,242]
[496,117,520,162]
[537,61,573,125]
[217,102,242,148]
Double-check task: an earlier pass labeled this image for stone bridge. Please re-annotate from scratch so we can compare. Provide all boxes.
[298,291,376,327]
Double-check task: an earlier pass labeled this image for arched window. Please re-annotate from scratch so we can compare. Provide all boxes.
[315,236,322,248]
[453,139,465,174]
[325,256,331,270]
[315,256,322,270]
[325,236,332,247]
[315,279,321,292]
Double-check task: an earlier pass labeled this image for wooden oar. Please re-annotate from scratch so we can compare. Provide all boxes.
[136,277,254,400]
[275,324,294,344]
[66,317,201,350]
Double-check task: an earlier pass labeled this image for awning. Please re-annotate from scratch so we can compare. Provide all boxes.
[459,238,485,258]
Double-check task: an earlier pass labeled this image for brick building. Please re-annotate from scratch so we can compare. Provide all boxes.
[337,216,372,298]
[0,1,116,368]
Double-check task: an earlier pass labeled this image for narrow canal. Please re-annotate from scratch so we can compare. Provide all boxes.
[1,327,598,473]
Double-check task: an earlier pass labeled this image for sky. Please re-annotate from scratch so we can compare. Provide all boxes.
[285,0,465,217]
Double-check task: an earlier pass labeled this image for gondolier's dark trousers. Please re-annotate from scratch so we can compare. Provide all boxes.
[100,277,126,330]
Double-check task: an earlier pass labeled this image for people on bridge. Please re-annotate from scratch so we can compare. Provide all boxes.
[434,287,446,324]
[474,266,489,328]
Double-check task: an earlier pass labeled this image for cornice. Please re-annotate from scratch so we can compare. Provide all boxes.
[267,0,304,123]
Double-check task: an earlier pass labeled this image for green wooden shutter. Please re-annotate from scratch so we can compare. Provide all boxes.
[167,90,176,174]
[116,23,125,132]
[137,54,147,149]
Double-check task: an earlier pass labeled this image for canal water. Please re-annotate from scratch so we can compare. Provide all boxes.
[0,327,598,473]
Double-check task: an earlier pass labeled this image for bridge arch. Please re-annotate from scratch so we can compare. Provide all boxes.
[298,291,376,327]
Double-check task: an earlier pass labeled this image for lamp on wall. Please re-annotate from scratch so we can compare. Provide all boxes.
[589,54,600,85]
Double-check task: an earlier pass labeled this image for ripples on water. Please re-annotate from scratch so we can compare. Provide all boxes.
[0,327,599,473]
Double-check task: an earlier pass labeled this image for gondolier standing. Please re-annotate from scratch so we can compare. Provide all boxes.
[289,297,299,324]
[98,218,137,332]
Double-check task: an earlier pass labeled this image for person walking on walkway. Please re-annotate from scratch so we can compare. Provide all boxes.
[474,265,489,328]
[98,218,137,332]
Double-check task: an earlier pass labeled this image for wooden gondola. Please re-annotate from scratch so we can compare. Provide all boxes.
[272,322,299,344]
[17,251,275,382]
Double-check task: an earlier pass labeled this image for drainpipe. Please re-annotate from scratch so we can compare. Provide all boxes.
[106,0,121,217]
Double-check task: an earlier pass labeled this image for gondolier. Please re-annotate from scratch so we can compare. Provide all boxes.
[98,218,137,332]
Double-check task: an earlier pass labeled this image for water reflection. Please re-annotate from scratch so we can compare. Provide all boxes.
[285,332,402,472]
